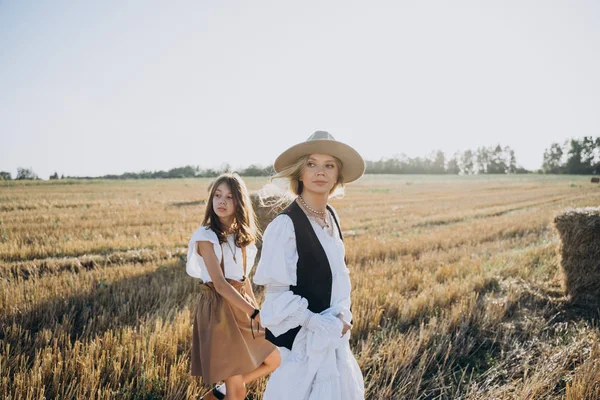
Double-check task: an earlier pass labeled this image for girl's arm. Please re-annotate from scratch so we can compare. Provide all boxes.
[245,277,261,322]
[197,241,256,316]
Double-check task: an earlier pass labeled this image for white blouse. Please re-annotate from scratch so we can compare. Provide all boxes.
[254,208,365,400]
[186,226,258,282]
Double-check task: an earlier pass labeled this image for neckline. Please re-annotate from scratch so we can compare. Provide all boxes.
[288,200,341,241]
[306,215,336,238]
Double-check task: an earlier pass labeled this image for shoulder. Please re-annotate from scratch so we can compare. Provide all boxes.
[255,215,299,285]
[264,213,295,237]
[190,225,219,244]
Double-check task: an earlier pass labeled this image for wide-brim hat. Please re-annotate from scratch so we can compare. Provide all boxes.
[274,131,365,183]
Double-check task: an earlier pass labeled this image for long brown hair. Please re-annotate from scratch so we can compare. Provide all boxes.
[202,173,258,247]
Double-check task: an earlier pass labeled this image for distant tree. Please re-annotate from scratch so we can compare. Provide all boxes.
[507,147,517,174]
[166,165,198,179]
[49,172,59,180]
[475,147,489,174]
[487,144,508,174]
[431,150,446,174]
[239,164,271,176]
[565,138,586,174]
[60,174,65,179]
[446,152,460,174]
[409,156,429,174]
[542,142,565,173]
[385,157,402,174]
[16,167,38,180]
[460,150,474,175]
[365,160,379,174]
[0,171,11,180]
[202,168,220,177]
[541,137,600,174]
[152,170,168,179]
[581,136,596,173]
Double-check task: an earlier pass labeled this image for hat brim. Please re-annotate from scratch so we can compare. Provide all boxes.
[274,140,365,183]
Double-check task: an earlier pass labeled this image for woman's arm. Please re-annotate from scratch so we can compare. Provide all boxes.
[197,241,256,316]
[260,287,345,338]
[254,214,343,337]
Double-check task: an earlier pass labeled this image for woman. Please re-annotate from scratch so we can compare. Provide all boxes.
[254,131,365,400]
[186,173,280,400]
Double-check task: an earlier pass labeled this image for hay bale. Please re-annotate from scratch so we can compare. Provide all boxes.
[591,177,599,183]
[249,192,290,249]
[554,207,600,306]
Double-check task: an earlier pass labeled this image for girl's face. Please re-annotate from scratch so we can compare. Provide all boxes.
[300,153,339,195]
[212,183,236,222]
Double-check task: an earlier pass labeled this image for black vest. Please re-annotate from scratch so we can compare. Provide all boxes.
[265,201,343,350]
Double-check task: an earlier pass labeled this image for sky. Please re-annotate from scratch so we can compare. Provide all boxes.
[1,0,599,178]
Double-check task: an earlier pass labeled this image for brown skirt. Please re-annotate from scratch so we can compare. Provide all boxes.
[191,279,276,384]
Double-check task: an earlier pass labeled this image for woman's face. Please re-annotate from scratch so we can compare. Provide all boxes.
[212,183,236,222]
[300,153,339,195]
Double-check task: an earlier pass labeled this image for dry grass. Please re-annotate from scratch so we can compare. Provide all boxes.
[1,175,600,399]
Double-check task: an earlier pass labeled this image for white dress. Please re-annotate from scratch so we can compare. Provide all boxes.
[186,226,258,282]
[253,209,365,400]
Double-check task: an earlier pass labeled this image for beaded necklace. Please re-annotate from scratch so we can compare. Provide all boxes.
[298,195,326,217]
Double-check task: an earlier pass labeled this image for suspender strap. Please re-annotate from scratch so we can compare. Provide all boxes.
[219,243,225,273]
[242,246,247,281]
[326,205,343,241]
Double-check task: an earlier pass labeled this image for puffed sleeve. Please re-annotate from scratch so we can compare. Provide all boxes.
[253,215,309,337]
[186,226,221,279]
[254,214,298,286]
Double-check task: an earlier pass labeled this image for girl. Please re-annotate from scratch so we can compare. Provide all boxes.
[186,173,280,400]
[254,131,365,400]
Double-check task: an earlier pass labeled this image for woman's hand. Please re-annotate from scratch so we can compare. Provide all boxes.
[336,312,352,337]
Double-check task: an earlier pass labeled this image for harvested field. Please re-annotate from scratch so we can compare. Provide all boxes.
[1,175,600,399]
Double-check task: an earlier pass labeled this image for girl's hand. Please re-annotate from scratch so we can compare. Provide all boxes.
[336,313,352,337]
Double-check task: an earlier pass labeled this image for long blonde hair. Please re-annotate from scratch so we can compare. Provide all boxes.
[202,173,259,247]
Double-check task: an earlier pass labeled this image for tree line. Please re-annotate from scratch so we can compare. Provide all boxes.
[542,136,600,174]
[2,137,599,181]
[366,145,526,175]
[0,164,274,181]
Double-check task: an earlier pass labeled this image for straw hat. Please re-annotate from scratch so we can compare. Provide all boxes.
[274,131,365,183]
